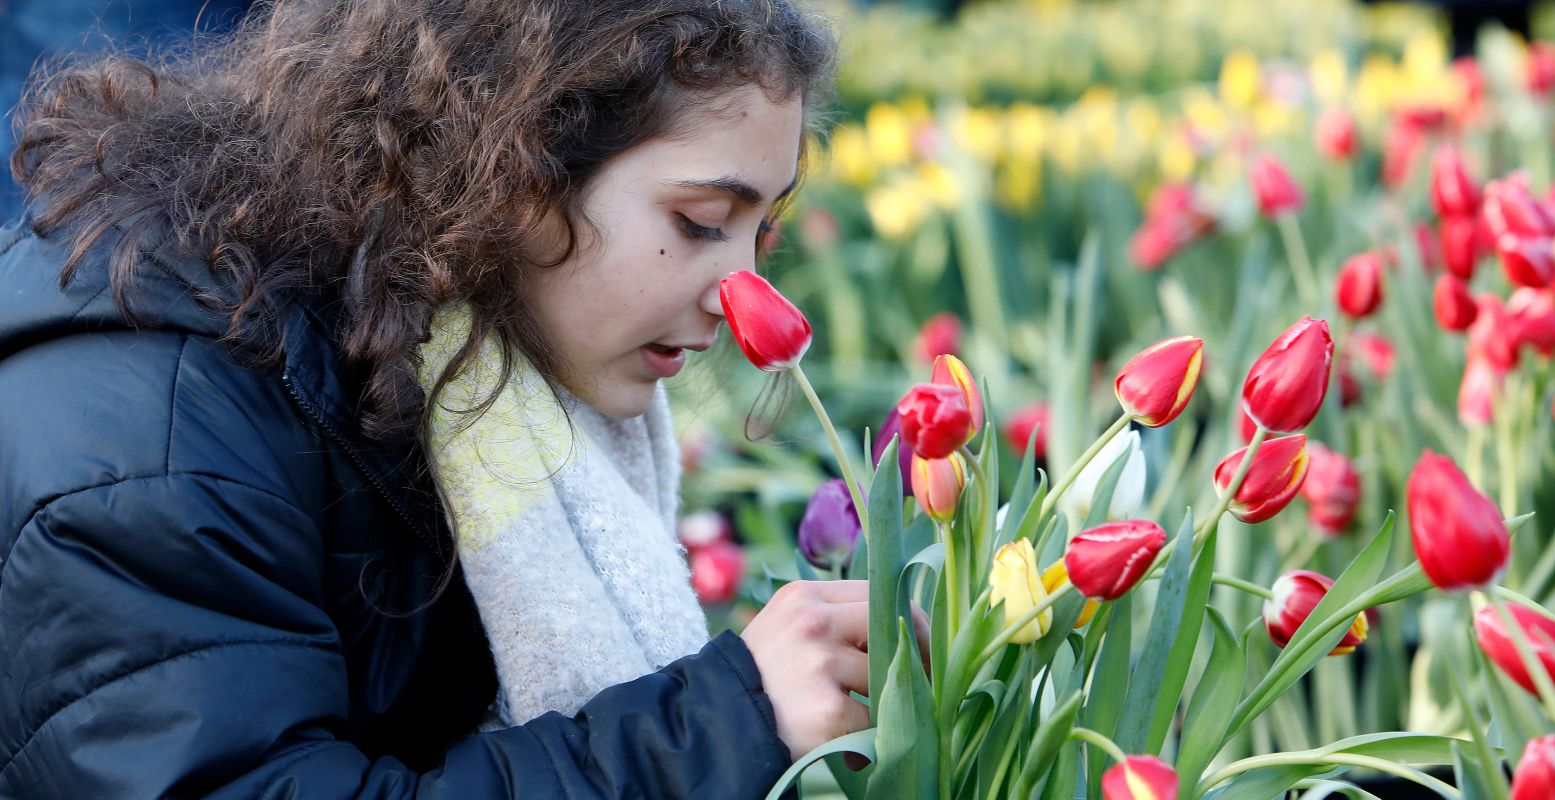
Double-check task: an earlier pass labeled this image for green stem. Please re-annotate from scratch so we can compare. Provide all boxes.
[792,365,869,541]
[1276,213,1320,309]
[1039,412,1132,521]
[1146,426,1271,583]
[974,582,1073,667]
[1484,589,1555,722]
[959,443,992,582]
[1495,371,1520,520]
[1213,573,1275,600]
[940,519,960,637]
[1201,752,1460,798]
[1070,726,1128,767]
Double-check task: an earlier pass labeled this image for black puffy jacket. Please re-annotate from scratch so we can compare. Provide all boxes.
[0,214,793,799]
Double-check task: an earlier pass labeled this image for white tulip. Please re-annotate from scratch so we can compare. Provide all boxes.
[1059,429,1146,522]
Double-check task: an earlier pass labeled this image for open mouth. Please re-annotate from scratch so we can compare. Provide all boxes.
[646,343,683,356]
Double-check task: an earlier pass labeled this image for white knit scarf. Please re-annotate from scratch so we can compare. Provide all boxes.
[418,307,710,726]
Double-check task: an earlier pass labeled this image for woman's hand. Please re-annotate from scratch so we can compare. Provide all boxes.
[739,579,931,762]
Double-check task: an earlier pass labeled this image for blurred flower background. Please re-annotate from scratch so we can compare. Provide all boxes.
[668,0,1555,791]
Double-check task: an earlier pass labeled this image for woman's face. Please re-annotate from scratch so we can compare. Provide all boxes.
[530,85,805,418]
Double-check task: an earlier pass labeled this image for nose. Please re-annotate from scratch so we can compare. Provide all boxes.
[699,267,740,319]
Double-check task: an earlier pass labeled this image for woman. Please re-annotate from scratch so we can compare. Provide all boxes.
[0,1,914,796]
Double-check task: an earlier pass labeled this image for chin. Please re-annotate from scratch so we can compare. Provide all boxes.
[590,383,657,419]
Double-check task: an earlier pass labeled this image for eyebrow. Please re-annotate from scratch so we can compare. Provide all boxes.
[670,174,799,206]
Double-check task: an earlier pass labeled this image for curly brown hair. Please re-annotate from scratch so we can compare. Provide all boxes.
[12,0,835,441]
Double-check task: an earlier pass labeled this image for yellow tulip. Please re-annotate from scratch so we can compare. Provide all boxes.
[1310,47,1349,107]
[866,102,914,168]
[1219,50,1262,109]
[989,539,1052,644]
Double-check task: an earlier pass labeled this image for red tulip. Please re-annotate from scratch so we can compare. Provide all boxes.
[1509,286,1555,355]
[1433,274,1478,332]
[1528,42,1555,95]
[1130,184,1215,271]
[1236,404,1259,444]
[1004,401,1050,459]
[1335,357,1362,408]
[1441,215,1481,279]
[1064,520,1167,601]
[1350,333,1396,383]
[896,384,973,459]
[690,539,745,604]
[1241,317,1334,434]
[1114,336,1204,427]
[1451,57,1485,125]
[1406,450,1510,590]
[1335,252,1385,318]
[1315,108,1358,161]
[719,270,812,371]
[1474,603,1555,697]
[1512,736,1555,800]
[911,453,966,523]
[1431,147,1482,219]
[1496,234,1555,288]
[1130,219,1188,271]
[1214,434,1310,524]
[1382,115,1426,188]
[1458,354,1499,427]
[1484,174,1555,239]
[1264,570,1369,655]
[1101,755,1179,800]
[932,354,985,436]
[1414,222,1443,273]
[1250,154,1303,218]
[1469,294,1521,373]
[1301,442,1361,536]
[914,312,962,361]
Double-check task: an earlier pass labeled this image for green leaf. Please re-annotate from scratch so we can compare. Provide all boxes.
[866,619,939,800]
[1453,740,1499,800]
[1229,514,1396,737]
[998,422,1046,551]
[1148,523,1219,753]
[1294,779,1382,800]
[1015,690,1083,798]
[1084,593,1133,794]
[763,729,878,800]
[825,752,872,800]
[1176,608,1245,799]
[1115,510,1195,754]
[867,436,907,721]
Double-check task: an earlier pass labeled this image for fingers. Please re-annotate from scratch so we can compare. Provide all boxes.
[827,644,870,697]
[783,579,869,604]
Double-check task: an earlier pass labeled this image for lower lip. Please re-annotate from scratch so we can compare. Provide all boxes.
[641,346,686,378]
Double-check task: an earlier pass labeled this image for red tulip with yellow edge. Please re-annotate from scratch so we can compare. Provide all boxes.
[1064,520,1168,600]
[718,270,811,371]
[910,453,966,524]
[896,384,972,460]
[1264,570,1369,655]
[1241,316,1333,434]
[931,354,984,437]
[1473,602,1555,696]
[1406,450,1509,590]
[1101,755,1179,800]
[988,539,1051,644]
[1214,434,1310,524]
[1114,336,1204,427]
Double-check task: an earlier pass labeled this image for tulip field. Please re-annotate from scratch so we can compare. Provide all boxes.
[669,0,1555,797]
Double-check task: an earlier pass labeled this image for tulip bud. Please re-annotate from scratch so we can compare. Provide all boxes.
[1382,114,1425,188]
[719,270,812,371]
[1458,355,1499,427]
[1441,215,1481,279]
[1114,336,1204,427]
[911,453,966,523]
[1433,274,1478,332]
[690,539,745,604]
[1335,252,1385,319]
[1264,570,1369,655]
[1431,147,1482,218]
[1241,317,1334,434]
[1040,561,1099,627]
[1530,43,1555,94]
[798,479,862,571]
[1512,735,1555,800]
[989,538,1052,644]
[1101,755,1179,800]
[1510,286,1555,355]
[872,409,915,498]
[1250,153,1303,218]
[1474,603,1555,697]
[1214,434,1310,524]
[1061,429,1147,522]
[1407,450,1510,590]
[914,312,961,361]
[1064,519,1168,600]
[1469,294,1521,373]
[1235,403,1259,444]
[932,354,985,436]
[1484,174,1555,239]
[1004,401,1050,459]
[1301,442,1360,537]
[1314,108,1357,161]
[896,383,973,459]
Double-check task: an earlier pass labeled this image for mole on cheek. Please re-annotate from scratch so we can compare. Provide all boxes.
[659,248,666,255]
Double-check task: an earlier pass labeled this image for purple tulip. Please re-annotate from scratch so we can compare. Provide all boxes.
[799,479,863,571]
[873,408,915,498]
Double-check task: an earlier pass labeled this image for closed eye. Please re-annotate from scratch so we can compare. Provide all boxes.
[676,213,730,243]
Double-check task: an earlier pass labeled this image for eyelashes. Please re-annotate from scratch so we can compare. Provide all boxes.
[676,213,730,243]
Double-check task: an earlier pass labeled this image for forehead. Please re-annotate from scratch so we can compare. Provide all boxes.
[617,85,805,198]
